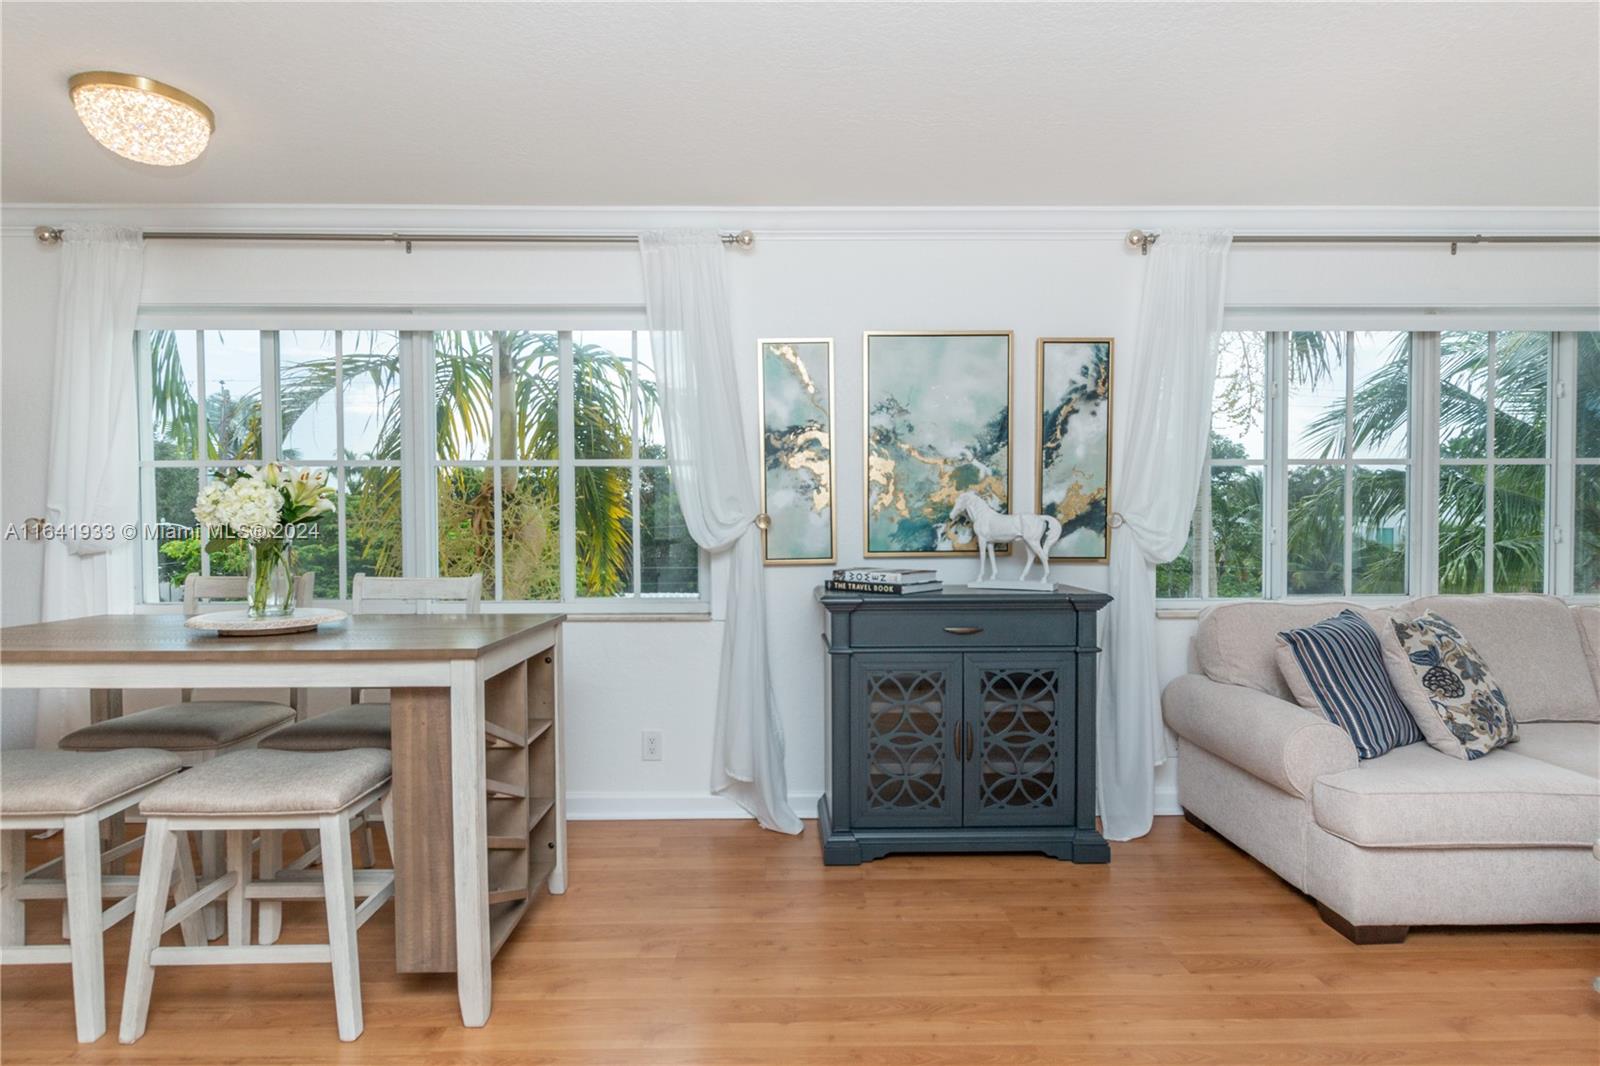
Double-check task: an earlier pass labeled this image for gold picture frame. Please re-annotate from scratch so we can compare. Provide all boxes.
[1035,337,1114,563]
[757,338,837,566]
[862,330,1014,558]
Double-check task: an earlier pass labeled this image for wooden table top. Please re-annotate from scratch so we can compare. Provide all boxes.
[0,612,564,664]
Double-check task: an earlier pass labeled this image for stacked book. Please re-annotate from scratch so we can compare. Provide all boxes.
[825,567,943,595]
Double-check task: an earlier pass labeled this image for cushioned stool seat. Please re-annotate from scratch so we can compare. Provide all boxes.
[59,702,296,753]
[140,749,392,817]
[0,749,183,815]
[259,703,392,751]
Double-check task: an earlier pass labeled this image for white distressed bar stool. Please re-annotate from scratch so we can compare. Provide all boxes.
[0,749,204,1043]
[261,574,479,866]
[58,573,317,938]
[120,749,395,1044]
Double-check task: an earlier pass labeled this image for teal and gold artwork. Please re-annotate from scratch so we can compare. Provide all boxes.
[1037,338,1112,562]
[865,332,1012,556]
[759,339,835,564]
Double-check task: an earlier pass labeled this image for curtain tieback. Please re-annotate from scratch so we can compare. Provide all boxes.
[754,513,772,531]
[1109,511,1125,529]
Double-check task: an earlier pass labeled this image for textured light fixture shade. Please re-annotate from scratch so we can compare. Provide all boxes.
[69,71,214,166]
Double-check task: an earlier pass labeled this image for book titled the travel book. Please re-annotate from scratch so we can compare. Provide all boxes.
[826,567,943,595]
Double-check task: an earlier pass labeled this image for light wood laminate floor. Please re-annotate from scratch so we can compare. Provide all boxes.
[3,818,1596,1065]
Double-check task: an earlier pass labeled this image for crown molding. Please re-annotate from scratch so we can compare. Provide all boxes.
[4,203,1597,242]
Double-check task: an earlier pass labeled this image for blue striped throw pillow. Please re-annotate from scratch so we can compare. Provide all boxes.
[1276,609,1422,760]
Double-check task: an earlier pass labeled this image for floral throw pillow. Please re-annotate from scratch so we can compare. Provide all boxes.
[1381,611,1517,760]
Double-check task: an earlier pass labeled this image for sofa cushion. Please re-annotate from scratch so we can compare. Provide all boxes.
[1196,600,1381,700]
[1575,605,1600,707]
[1380,610,1517,760]
[1276,610,1422,760]
[1311,743,1599,848]
[1513,722,1600,779]
[1407,595,1600,723]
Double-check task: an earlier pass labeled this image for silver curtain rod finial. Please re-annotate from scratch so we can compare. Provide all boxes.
[1126,229,1157,255]
[732,229,755,248]
[35,226,63,245]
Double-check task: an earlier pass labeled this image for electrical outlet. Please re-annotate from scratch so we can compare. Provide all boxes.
[641,730,663,761]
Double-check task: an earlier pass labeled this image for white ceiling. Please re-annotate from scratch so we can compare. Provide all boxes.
[3,2,1596,207]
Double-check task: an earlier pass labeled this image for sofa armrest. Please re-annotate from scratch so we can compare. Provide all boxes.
[1162,674,1357,798]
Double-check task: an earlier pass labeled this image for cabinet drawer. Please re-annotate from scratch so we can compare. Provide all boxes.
[845,607,1078,649]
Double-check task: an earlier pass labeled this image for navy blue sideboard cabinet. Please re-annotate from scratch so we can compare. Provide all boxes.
[816,584,1112,865]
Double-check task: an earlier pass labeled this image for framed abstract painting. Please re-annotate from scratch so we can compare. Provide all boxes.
[864,331,1012,556]
[758,338,836,564]
[1036,337,1113,562]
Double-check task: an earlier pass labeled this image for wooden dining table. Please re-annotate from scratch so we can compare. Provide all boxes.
[0,611,566,1028]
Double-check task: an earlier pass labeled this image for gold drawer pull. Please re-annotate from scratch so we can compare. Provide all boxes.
[943,626,983,635]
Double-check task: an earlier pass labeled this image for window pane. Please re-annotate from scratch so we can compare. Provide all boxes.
[1286,464,1343,595]
[341,331,401,461]
[437,467,495,598]
[1438,465,1485,593]
[1156,489,1202,599]
[434,332,495,461]
[500,469,561,600]
[640,466,699,595]
[152,468,199,602]
[203,331,262,461]
[1492,332,1548,459]
[1211,332,1265,460]
[1210,466,1263,598]
[1350,331,1409,459]
[1287,331,1347,460]
[504,331,559,461]
[1492,464,1545,592]
[1576,465,1600,595]
[572,331,634,460]
[1440,331,1489,458]
[1352,466,1407,595]
[343,467,401,597]
[278,330,338,462]
[1579,332,1600,459]
[150,330,199,460]
[635,332,665,460]
[575,466,632,598]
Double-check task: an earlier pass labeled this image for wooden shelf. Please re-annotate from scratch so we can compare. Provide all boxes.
[485,778,527,800]
[488,898,530,959]
[530,857,556,894]
[527,797,555,833]
[527,719,553,744]
[485,720,528,749]
[487,835,529,851]
[486,887,529,907]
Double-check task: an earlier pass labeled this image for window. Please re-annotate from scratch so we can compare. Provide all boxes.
[1576,331,1600,595]
[1160,329,1594,603]
[137,328,701,607]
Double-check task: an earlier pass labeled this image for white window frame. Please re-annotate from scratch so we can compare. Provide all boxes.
[134,327,710,616]
[1159,328,1596,608]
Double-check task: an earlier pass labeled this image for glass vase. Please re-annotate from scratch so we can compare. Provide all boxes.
[247,539,298,618]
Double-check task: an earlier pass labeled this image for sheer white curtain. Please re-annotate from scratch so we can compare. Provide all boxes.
[37,225,145,746]
[639,230,801,835]
[1099,229,1231,840]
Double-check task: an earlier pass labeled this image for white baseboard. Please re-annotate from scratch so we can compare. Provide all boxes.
[568,787,1181,822]
[567,790,824,822]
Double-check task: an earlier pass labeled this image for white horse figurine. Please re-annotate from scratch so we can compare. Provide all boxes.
[949,491,1062,586]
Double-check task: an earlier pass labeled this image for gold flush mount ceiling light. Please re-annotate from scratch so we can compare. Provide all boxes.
[68,71,214,166]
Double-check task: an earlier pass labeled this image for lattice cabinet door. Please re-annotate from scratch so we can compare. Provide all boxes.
[961,655,1077,827]
[849,653,964,828]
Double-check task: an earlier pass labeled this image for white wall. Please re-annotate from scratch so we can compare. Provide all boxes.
[3,207,1596,826]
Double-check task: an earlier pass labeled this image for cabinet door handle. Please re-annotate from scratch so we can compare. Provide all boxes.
[943,626,983,635]
[964,723,974,760]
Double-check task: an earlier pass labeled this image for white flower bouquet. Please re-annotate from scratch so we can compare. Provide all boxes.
[193,464,335,616]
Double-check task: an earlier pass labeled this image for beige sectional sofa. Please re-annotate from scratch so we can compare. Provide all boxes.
[1163,594,1600,943]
